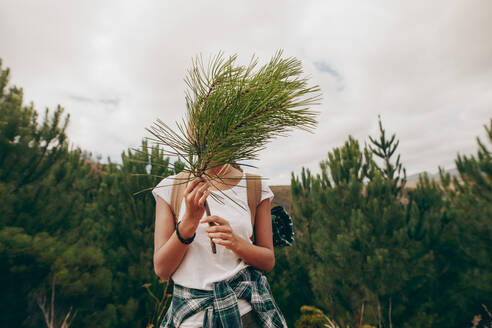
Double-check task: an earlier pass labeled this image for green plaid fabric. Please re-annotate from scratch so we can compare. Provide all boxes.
[160,266,288,328]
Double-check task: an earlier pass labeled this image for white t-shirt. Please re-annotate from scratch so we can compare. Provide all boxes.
[152,170,274,328]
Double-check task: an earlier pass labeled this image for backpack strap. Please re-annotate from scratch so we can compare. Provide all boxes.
[170,171,192,223]
[246,173,262,243]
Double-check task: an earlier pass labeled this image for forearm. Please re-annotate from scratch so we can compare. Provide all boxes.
[154,219,198,279]
[233,237,275,272]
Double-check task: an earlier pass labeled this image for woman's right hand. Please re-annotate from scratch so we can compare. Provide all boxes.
[153,176,210,279]
[180,177,210,235]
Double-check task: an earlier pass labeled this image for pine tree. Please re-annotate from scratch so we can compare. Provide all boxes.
[0,58,197,327]
[0,66,93,327]
[287,116,492,327]
[434,118,492,326]
[289,120,433,327]
[0,59,167,327]
[368,115,407,195]
[0,59,70,194]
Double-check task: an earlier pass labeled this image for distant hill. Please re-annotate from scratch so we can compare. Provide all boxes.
[404,167,459,188]
[406,167,458,182]
[270,185,292,211]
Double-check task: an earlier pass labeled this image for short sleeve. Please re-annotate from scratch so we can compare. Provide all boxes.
[151,175,175,206]
[260,179,275,203]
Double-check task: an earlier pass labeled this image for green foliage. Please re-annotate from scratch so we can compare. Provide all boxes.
[1,56,490,327]
[283,116,492,327]
[295,305,329,328]
[144,50,321,193]
[0,58,69,193]
[267,247,315,328]
[0,59,176,327]
[368,114,407,195]
[142,279,172,328]
[432,118,492,326]
[289,131,420,327]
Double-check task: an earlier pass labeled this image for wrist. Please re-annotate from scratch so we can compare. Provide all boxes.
[178,217,198,239]
[231,234,250,254]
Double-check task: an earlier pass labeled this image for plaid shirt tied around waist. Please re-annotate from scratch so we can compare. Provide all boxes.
[160,266,288,328]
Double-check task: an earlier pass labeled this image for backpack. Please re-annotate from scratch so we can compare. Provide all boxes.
[169,170,294,247]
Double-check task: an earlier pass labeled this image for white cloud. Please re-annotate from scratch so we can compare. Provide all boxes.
[1,0,490,185]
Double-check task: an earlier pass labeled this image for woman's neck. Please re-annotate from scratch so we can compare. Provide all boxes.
[205,163,232,178]
[204,164,242,191]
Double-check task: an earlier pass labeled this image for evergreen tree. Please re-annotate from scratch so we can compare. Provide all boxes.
[289,120,433,327]
[0,59,177,327]
[287,116,492,327]
[0,59,113,327]
[368,115,407,195]
[433,118,492,326]
[267,246,315,328]
[0,59,69,194]
[90,139,177,328]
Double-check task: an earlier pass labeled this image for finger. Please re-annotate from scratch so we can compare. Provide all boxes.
[193,183,208,204]
[193,182,208,204]
[212,239,232,247]
[205,225,231,233]
[200,215,229,225]
[183,176,200,195]
[205,225,232,233]
[186,181,206,203]
[208,232,232,240]
[184,176,204,196]
[198,189,209,207]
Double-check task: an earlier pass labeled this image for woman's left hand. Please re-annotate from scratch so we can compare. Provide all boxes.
[200,216,245,252]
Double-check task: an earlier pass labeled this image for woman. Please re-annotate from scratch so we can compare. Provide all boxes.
[152,163,288,328]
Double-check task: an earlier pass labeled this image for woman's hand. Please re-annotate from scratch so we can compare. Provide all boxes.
[180,177,210,238]
[200,215,247,253]
[200,199,275,273]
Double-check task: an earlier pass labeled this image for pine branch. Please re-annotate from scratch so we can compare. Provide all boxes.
[144,50,321,251]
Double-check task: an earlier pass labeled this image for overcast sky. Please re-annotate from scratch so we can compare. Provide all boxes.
[1,0,491,185]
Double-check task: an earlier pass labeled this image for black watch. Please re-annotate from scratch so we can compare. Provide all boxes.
[175,221,196,244]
